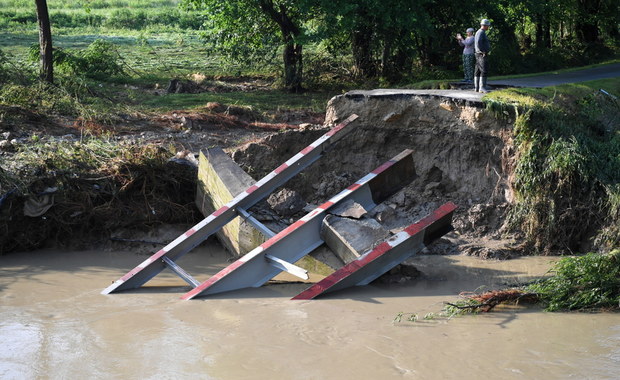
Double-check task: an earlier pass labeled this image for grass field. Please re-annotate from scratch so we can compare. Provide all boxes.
[0,0,263,79]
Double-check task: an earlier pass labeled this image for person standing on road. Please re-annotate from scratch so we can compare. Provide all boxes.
[474,19,491,93]
[456,28,475,83]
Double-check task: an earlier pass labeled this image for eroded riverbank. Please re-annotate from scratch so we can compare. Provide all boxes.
[1,247,619,379]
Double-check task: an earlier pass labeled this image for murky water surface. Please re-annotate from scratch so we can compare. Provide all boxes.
[1,247,619,379]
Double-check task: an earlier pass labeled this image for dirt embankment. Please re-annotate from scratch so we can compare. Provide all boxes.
[231,92,519,258]
[2,90,521,258]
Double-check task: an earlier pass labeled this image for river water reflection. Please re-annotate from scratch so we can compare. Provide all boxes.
[1,247,618,379]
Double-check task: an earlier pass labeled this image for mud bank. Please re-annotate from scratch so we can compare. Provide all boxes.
[1,248,619,379]
[232,91,517,258]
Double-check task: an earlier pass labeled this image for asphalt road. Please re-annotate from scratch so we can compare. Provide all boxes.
[346,63,619,104]
[489,63,620,88]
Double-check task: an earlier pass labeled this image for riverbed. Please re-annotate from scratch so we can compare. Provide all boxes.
[1,246,618,379]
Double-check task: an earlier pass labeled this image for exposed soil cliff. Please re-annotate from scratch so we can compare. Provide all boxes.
[231,91,520,258]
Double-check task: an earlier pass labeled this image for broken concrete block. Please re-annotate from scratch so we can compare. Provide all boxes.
[321,215,391,264]
[196,147,266,256]
[329,199,369,219]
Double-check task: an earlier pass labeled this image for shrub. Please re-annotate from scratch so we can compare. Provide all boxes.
[528,250,620,311]
[29,40,125,80]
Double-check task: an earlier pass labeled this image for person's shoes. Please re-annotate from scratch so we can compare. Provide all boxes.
[479,76,490,93]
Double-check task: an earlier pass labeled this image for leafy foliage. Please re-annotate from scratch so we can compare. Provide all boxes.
[29,40,125,80]
[527,250,620,311]
[183,0,280,65]
[2,0,618,88]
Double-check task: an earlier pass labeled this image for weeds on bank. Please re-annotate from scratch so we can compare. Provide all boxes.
[485,79,620,253]
[0,135,199,253]
[395,250,620,323]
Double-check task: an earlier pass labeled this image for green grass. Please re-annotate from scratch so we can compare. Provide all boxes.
[134,90,335,114]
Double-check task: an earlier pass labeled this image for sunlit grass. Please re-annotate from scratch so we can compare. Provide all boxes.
[134,89,335,114]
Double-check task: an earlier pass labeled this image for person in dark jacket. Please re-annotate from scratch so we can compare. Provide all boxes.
[474,19,491,93]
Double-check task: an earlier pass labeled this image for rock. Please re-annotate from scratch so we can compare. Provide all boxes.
[376,264,422,284]
[166,79,201,94]
[370,203,398,224]
[267,188,306,217]
[423,181,442,196]
[383,111,403,122]
[391,191,406,207]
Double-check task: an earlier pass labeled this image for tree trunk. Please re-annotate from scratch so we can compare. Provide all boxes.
[535,14,544,48]
[35,0,53,83]
[351,27,375,78]
[576,0,601,44]
[380,37,392,77]
[257,0,303,92]
[283,41,303,93]
[544,19,551,48]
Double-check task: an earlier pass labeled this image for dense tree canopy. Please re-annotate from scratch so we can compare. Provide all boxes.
[29,0,617,89]
[184,0,617,89]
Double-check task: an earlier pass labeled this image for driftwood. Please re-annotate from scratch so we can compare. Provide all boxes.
[447,289,540,312]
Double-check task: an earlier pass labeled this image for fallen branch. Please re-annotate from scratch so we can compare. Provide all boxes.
[447,289,540,312]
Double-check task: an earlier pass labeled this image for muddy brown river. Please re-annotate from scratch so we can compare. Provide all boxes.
[1,246,619,379]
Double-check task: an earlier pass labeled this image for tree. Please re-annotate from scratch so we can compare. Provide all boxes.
[316,0,431,79]
[186,0,312,92]
[35,0,53,83]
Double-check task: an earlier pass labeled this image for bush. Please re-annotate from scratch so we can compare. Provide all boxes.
[528,250,620,311]
[79,39,125,79]
[29,40,125,80]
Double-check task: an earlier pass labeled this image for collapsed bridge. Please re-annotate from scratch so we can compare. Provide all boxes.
[102,114,456,300]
